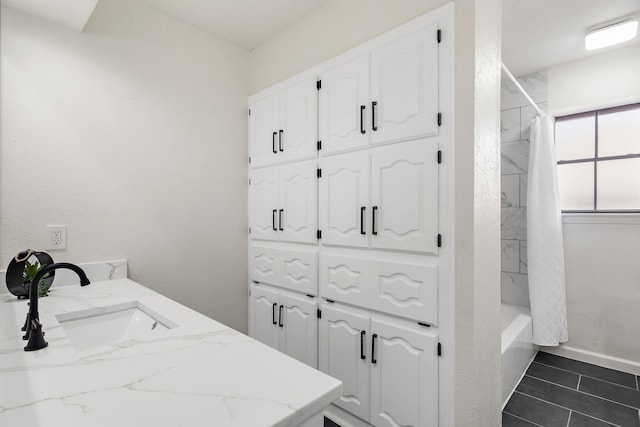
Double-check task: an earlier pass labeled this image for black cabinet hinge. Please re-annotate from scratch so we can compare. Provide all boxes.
[317,140,322,150]
[437,113,442,126]
[317,308,322,319]
[437,234,442,247]
[317,229,322,239]
[437,342,442,356]
[317,168,322,178]
[249,227,251,234]
[437,150,442,164]
[325,298,335,303]
[248,156,251,164]
[418,321,431,328]
[437,29,442,43]
[317,80,321,90]
[248,108,251,116]
[306,294,315,298]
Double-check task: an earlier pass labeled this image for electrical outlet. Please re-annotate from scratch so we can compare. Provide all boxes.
[45,225,67,250]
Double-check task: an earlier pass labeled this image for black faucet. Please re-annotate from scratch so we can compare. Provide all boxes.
[23,262,90,351]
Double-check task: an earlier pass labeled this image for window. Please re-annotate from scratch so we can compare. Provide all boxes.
[556,103,640,212]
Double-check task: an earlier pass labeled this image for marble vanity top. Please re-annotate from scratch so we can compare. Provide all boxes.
[0,279,341,427]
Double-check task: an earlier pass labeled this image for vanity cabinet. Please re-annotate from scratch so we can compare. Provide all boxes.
[318,24,440,156]
[319,139,440,254]
[249,78,317,167]
[249,160,318,244]
[319,303,439,427]
[249,284,318,368]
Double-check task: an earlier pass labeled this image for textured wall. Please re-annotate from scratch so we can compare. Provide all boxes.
[0,0,250,332]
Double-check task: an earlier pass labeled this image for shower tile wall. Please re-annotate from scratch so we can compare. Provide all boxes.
[501,71,548,307]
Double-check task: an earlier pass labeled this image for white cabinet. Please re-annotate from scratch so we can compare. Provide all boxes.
[249,284,318,368]
[319,304,438,426]
[249,78,317,167]
[319,139,439,254]
[319,250,438,325]
[249,243,318,295]
[250,160,318,244]
[370,24,440,146]
[319,25,439,155]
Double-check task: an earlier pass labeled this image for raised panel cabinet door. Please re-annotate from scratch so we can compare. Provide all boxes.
[319,152,370,248]
[279,78,318,162]
[248,244,281,288]
[248,285,280,351]
[319,304,371,422]
[279,247,318,296]
[278,293,318,368]
[370,24,439,145]
[319,253,372,306]
[370,319,438,427]
[249,167,280,242]
[371,140,439,254]
[279,160,318,244]
[249,95,279,167]
[319,55,371,154]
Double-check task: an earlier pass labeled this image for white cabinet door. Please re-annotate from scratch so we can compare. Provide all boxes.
[319,56,370,154]
[370,319,438,427]
[249,245,281,286]
[249,167,280,241]
[319,304,371,422]
[249,95,279,168]
[370,25,439,145]
[279,78,317,162]
[249,285,280,351]
[279,293,318,368]
[280,160,318,244]
[319,151,370,248]
[371,140,439,254]
[280,247,318,296]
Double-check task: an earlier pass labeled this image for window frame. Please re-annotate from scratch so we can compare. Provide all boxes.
[556,103,640,214]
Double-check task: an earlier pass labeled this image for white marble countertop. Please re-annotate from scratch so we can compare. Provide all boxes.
[0,279,341,427]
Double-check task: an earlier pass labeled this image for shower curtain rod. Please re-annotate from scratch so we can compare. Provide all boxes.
[501,62,543,116]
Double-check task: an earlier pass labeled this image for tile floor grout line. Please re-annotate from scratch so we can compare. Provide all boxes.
[533,360,637,391]
[524,374,640,411]
[518,380,638,425]
[566,410,572,427]
[577,374,582,390]
[502,408,546,427]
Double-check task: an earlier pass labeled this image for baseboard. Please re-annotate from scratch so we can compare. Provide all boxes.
[541,345,640,375]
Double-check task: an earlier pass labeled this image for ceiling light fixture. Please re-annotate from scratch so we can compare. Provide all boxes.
[585,17,638,51]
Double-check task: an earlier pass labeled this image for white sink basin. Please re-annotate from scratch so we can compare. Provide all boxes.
[56,301,175,351]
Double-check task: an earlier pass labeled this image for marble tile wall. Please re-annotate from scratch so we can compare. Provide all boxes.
[501,71,548,307]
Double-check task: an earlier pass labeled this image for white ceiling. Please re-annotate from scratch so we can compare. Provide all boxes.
[502,0,640,75]
[139,0,326,50]
[0,0,98,31]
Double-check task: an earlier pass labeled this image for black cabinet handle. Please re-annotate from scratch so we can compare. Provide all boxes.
[278,209,284,231]
[360,330,366,360]
[372,206,378,235]
[371,333,378,364]
[360,105,366,134]
[372,101,378,131]
[272,302,277,325]
[272,210,277,231]
[278,305,284,327]
[279,130,284,152]
[360,206,366,235]
[272,132,277,153]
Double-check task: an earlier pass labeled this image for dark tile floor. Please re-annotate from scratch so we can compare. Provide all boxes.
[504,352,640,427]
[324,417,340,427]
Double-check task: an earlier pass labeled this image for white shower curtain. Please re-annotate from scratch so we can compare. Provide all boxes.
[527,114,568,346]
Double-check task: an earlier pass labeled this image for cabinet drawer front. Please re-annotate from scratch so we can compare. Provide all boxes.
[249,244,318,295]
[320,253,438,325]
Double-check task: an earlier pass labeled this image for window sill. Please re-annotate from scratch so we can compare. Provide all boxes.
[562,212,640,225]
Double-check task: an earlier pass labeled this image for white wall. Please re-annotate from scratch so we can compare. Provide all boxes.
[251,1,503,425]
[548,43,640,116]
[544,47,640,370]
[0,0,250,332]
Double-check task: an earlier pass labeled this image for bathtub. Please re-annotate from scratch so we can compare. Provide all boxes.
[501,304,537,408]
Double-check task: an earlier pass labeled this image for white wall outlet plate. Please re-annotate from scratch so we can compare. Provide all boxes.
[45,225,67,250]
